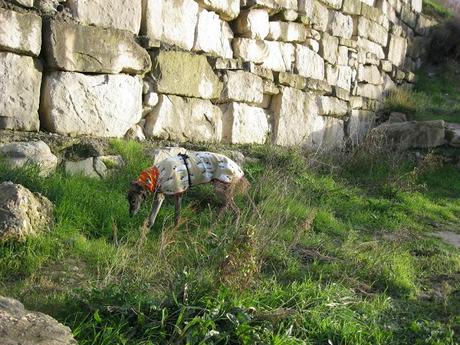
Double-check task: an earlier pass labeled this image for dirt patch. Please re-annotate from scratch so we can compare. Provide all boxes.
[431,231,460,249]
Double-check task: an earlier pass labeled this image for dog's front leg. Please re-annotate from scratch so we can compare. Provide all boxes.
[173,194,183,227]
[147,193,165,229]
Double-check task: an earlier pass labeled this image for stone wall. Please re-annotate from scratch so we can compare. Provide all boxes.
[0,0,437,149]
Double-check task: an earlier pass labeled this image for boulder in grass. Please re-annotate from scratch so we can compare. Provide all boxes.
[0,182,54,242]
[446,123,460,148]
[0,296,77,345]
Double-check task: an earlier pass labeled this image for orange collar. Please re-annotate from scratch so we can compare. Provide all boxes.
[137,166,159,193]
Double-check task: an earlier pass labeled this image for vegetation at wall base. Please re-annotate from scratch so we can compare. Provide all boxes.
[1,140,459,345]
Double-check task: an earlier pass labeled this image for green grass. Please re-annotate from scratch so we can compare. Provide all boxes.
[423,0,453,20]
[1,141,460,344]
[384,61,460,124]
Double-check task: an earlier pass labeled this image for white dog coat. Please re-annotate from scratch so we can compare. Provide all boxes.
[154,152,244,195]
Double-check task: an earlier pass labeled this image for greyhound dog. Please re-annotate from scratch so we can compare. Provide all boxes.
[127,151,247,228]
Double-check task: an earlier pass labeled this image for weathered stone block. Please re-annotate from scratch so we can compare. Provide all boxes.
[277,72,307,89]
[296,44,325,80]
[357,17,388,47]
[348,110,375,145]
[318,0,342,9]
[144,95,222,142]
[320,33,339,64]
[386,35,407,67]
[305,78,332,93]
[220,70,264,105]
[68,0,141,34]
[221,102,270,144]
[342,0,361,15]
[267,21,307,42]
[44,20,150,74]
[235,9,269,39]
[0,8,41,57]
[299,0,314,16]
[41,72,142,137]
[330,11,353,39]
[411,0,422,12]
[357,37,385,59]
[357,65,383,85]
[196,0,240,20]
[337,45,348,65]
[243,61,274,80]
[317,96,348,116]
[311,0,329,31]
[356,83,383,99]
[400,4,417,28]
[142,0,199,50]
[194,9,233,58]
[150,51,222,100]
[306,38,320,52]
[0,53,42,131]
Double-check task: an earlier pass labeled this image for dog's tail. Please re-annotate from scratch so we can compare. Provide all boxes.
[236,176,261,219]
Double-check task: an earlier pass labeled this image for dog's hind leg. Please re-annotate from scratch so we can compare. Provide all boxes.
[147,193,165,229]
[173,194,183,227]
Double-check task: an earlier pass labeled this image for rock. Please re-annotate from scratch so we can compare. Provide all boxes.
[0,141,58,177]
[318,0,342,9]
[148,147,188,164]
[305,78,332,94]
[11,0,34,7]
[319,33,339,64]
[0,182,54,242]
[305,38,320,52]
[298,0,314,16]
[381,60,393,72]
[142,0,199,50]
[263,79,279,95]
[44,20,151,74]
[150,51,222,100]
[386,35,407,67]
[67,0,141,34]
[270,86,319,146]
[0,296,77,344]
[348,110,374,145]
[357,17,388,47]
[233,38,294,72]
[221,102,270,144]
[194,9,233,58]
[0,52,42,132]
[40,72,142,137]
[317,96,348,117]
[219,71,264,105]
[446,123,460,148]
[369,120,446,150]
[330,11,353,39]
[144,92,159,108]
[357,64,383,85]
[342,0,361,15]
[311,0,329,31]
[195,0,240,20]
[277,72,307,90]
[0,8,42,57]
[243,61,274,80]
[97,155,124,170]
[235,9,269,39]
[357,37,385,60]
[144,95,222,142]
[125,124,146,142]
[267,21,307,42]
[209,57,244,70]
[65,158,106,178]
[355,83,383,99]
[411,0,422,12]
[295,44,325,80]
[389,112,407,123]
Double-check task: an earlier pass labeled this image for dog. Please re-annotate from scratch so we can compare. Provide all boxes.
[127,151,248,228]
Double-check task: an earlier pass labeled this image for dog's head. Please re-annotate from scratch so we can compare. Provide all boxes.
[127,181,148,216]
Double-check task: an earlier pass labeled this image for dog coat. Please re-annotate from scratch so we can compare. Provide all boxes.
[139,151,244,195]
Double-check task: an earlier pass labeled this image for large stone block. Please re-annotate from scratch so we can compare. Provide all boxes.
[299,0,314,16]
[319,33,339,64]
[330,11,353,39]
[142,0,199,50]
[342,0,361,15]
[267,21,307,42]
[144,95,222,142]
[194,9,233,58]
[235,9,269,39]
[296,44,325,80]
[68,0,142,34]
[348,110,375,145]
[196,0,240,20]
[41,72,142,137]
[386,35,407,67]
[318,0,342,9]
[221,102,269,144]
[220,71,264,105]
[317,96,348,116]
[44,20,150,74]
[150,51,222,100]
[355,83,383,99]
[0,53,42,131]
[357,17,388,47]
[0,8,41,57]
[357,65,383,85]
[311,0,329,31]
[357,37,385,59]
